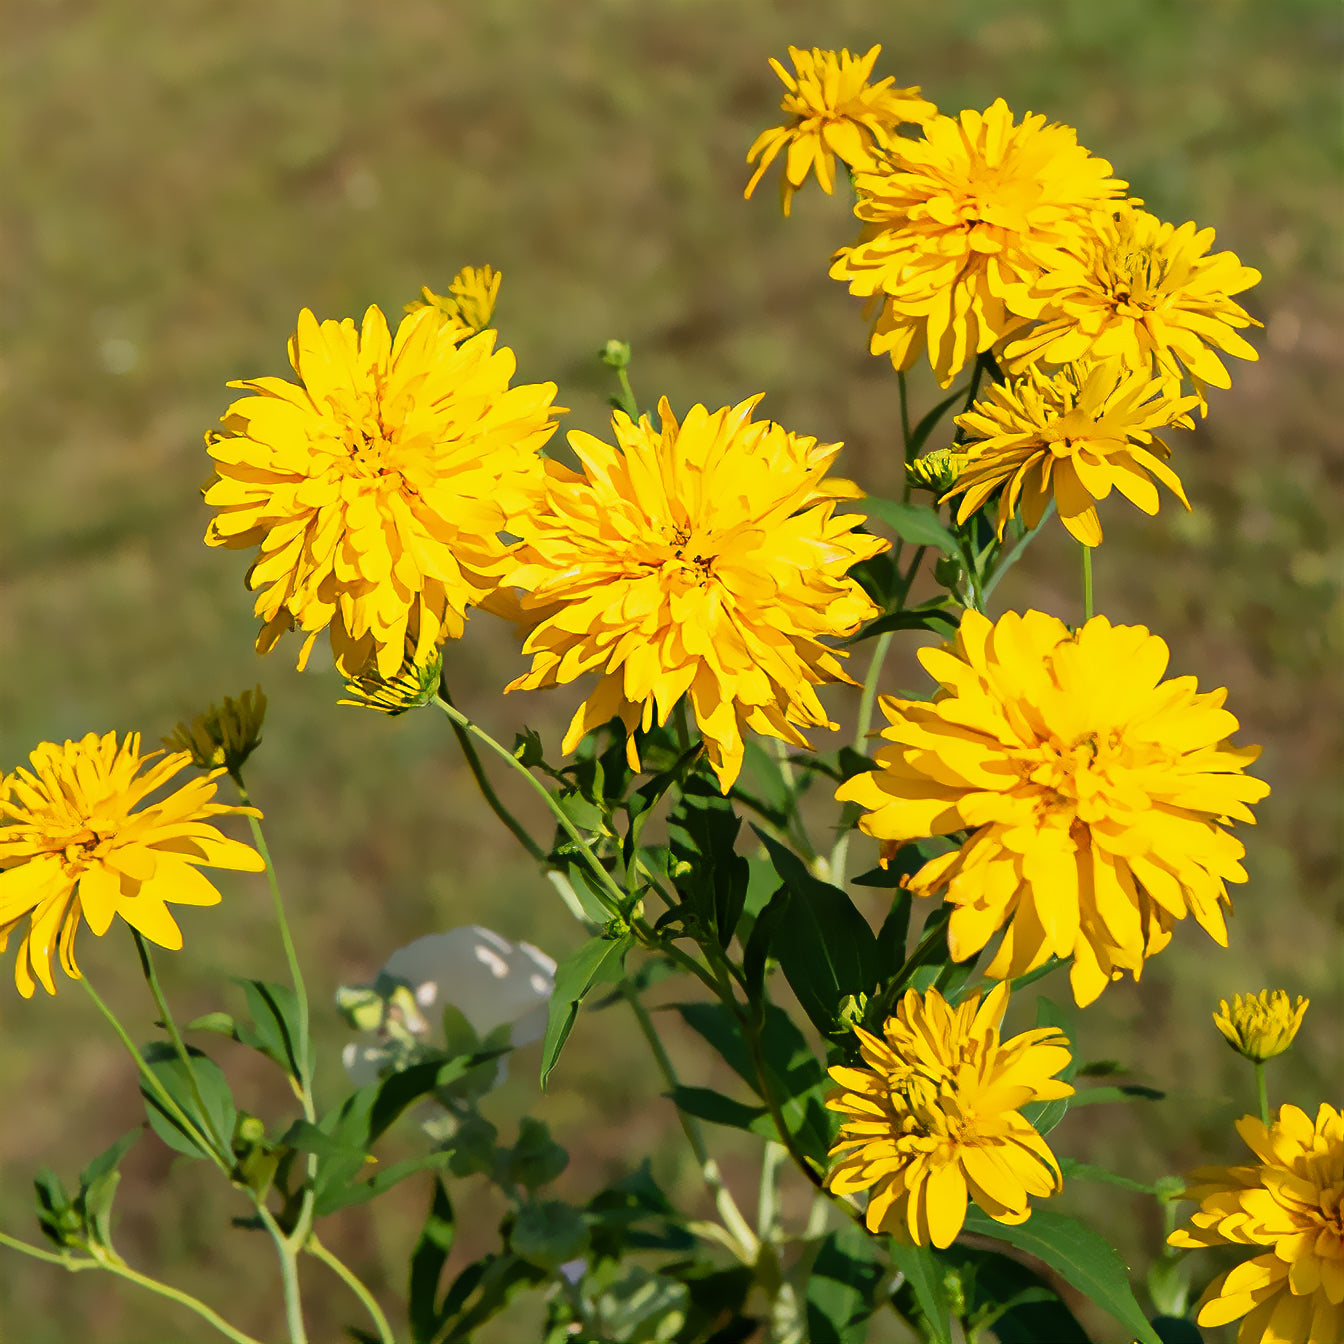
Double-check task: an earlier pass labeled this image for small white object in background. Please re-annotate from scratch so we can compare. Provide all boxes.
[340,926,556,1089]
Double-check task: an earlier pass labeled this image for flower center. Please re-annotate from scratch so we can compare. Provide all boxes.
[1103,240,1168,314]
[660,525,716,585]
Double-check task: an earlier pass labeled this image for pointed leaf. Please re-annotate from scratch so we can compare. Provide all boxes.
[409,1178,455,1344]
[806,1224,882,1344]
[540,934,632,1088]
[888,1239,952,1344]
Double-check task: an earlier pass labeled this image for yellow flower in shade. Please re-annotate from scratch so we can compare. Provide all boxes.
[163,686,267,774]
[826,983,1072,1248]
[943,358,1198,546]
[505,397,887,790]
[406,264,502,338]
[745,45,935,216]
[1006,206,1261,405]
[831,99,1125,386]
[836,609,1270,1006]
[0,733,264,997]
[204,305,561,680]
[1169,1104,1344,1344]
[1214,990,1309,1063]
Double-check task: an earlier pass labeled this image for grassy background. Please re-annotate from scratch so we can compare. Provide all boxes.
[1,0,1340,1339]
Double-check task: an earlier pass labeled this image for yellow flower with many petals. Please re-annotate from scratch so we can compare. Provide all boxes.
[826,983,1072,1248]
[831,99,1125,385]
[1170,1103,1343,1344]
[0,732,264,997]
[204,306,561,680]
[1214,990,1309,1064]
[944,358,1198,546]
[505,397,886,790]
[1006,206,1261,405]
[406,264,502,338]
[836,609,1270,1005]
[745,45,935,216]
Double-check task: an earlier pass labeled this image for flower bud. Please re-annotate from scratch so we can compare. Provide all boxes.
[1213,989,1308,1062]
[339,632,443,715]
[906,447,970,495]
[163,686,266,773]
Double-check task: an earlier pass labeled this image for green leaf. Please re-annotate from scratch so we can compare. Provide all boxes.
[319,1151,455,1215]
[666,1085,768,1133]
[861,497,959,555]
[887,1239,952,1344]
[232,978,305,1079]
[438,1254,547,1341]
[541,934,632,1088]
[1021,997,1076,1136]
[505,1118,569,1191]
[509,1200,589,1272]
[962,1206,1162,1344]
[1151,1318,1203,1344]
[409,1178,455,1344]
[875,892,912,970]
[76,1130,140,1251]
[278,1118,370,1165]
[947,1243,1092,1343]
[906,388,967,457]
[1060,1158,1156,1194]
[668,774,750,948]
[741,884,788,1002]
[849,604,960,644]
[184,1010,238,1037]
[806,1224,881,1344]
[1071,1083,1166,1105]
[755,830,878,1038]
[139,1042,236,1161]
[593,1265,688,1343]
[34,1168,81,1250]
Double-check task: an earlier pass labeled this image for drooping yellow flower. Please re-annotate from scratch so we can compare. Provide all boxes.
[505,397,886,790]
[1214,990,1309,1064]
[204,305,561,680]
[944,358,1198,546]
[163,686,267,774]
[1006,206,1261,404]
[745,45,935,216]
[831,99,1125,386]
[406,264,502,338]
[339,627,444,716]
[836,610,1270,1006]
[1170,1104,1344,1344]
[826,983,1072,1248]
[0,733,264,997]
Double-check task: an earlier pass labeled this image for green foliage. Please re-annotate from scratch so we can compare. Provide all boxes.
[540,932,633,1088]
[138,1042,237,1161]
[667,773,750,948]
[805,1225,882,1344]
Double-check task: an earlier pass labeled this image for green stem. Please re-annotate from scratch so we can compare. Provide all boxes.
[231,777,313,1119]
[438,686,548,864]
[0,1230,81,1267]
[1081,542,1094,622]
[980,500,1055,605]
[898,372,914,459]
[828,630,893,886]
[617,366,639,421]
[623,984,759,1264]
[96,1258,266,1344]
[80,976,231,1177]
[432,695,629,918]
[757,1141,786,1241]
[132,932,229,1157]
[255,1206,307,1344]
[307,1235,395,1344]
[1255,1061,1270,1126]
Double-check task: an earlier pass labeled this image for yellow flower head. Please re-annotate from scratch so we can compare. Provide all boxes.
[836,609,1270,1006]
[945,357,1198,546]
[831,99,1126,386]
[1007,206,1261,405]
[1169,1103,1344,1344]
[826,983,1072,1248]
[745,45,935,217]
[1214,990,1309,1064]
[204,305,561,680]
[339,627,444,716]
[406,264,502,338]
[163,686,268,774]
[505,397,887,790]
[0,732,264,997]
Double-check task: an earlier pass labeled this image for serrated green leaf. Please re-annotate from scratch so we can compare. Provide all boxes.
[962,1206,1162,1344]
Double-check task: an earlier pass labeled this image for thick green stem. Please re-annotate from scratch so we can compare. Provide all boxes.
[432,695,629,918]
[307,1235,395,1344]
[624,984,759,1264]
[1255,1061,1271,1126]
[255,1206,307,1344]
[1081,543,1094,622]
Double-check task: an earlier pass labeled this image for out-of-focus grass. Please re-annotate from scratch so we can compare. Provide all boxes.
[0,0,1339,1339]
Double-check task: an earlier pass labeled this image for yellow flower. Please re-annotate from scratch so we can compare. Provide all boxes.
[944,358,1198,546]
[1006,206,1261,404]
[339,627,443,715]
[831,99,1125,386]
[826,983,1072,1248]
[406,264,502,337]
[745,45,935,216]
[0,732,264,997]
[1214,990,1309,1063]
[204,305,561,680]
[163,686,267,774]
[505,397,886,790]
[1169,1104,1344,1344]
[836,609,1270,1006]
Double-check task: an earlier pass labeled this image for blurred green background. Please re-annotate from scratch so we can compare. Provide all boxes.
[1,0,1340,1339]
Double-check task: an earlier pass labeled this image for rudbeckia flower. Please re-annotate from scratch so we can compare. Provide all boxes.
[506,397,886,790]
[405,263,502,338]
[837,609,1270,1005]
[826,983,1072,1248]
[1213,990,1309,1064]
